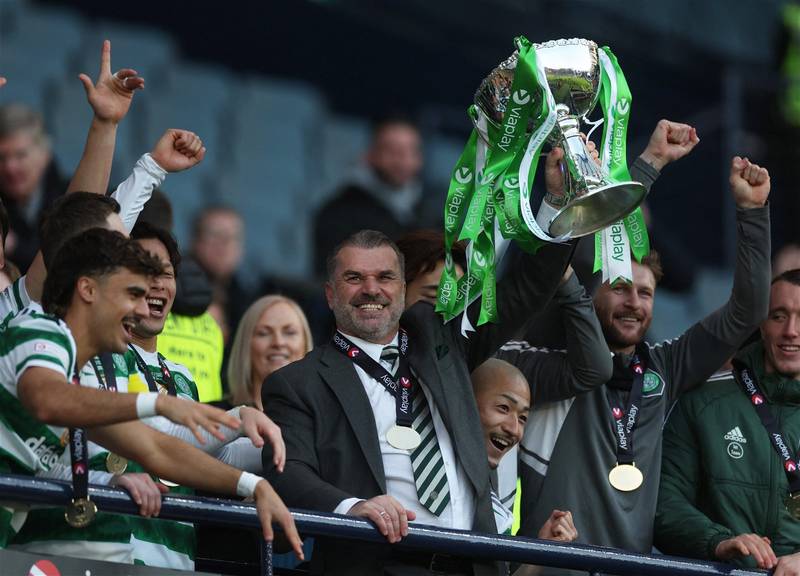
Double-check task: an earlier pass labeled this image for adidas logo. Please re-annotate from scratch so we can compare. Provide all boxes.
[724,426,747,444]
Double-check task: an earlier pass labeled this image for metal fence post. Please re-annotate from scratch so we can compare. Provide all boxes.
[260,540,273,576]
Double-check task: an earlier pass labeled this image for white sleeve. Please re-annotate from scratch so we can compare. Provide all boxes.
[111,153,167,232]
[36,461,115,486]
[213,437,263,472]
[140,406,243,455]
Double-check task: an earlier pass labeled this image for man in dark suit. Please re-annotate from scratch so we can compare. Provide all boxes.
[263,223,571,574]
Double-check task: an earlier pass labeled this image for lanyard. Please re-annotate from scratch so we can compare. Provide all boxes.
[332,330,414,428]
[65,373,96,527]
[608,348,647,465]
[90,353,117,392]
[732,359,800,495]
[129,344,176,396]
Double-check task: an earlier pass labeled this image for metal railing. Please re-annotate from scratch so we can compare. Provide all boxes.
[0,474,766,576]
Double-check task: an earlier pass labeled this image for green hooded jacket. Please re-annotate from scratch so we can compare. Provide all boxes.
[655,341,800,565]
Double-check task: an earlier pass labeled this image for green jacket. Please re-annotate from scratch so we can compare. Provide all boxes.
[654,341,800,564]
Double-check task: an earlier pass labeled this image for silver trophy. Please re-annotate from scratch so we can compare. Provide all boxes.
[474,38,646,238]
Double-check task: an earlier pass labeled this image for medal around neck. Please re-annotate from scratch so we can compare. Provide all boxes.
[387,425,421,450]
[608,463,643,492]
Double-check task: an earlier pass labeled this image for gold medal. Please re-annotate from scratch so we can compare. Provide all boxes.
[787,493,800,520]
[608,463,644,492]
[105,453,128,475]
[64,497,97,528]
[386,425,422,450]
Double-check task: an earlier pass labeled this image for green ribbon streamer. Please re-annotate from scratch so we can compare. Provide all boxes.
[436,130,478,316]
[593,46,650,273]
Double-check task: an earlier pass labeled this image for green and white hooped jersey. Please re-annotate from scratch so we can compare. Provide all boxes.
[0,307,75,547]
[15,346,199,570]
[0,277,31,324]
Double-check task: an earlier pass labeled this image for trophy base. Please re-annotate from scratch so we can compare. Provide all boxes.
[548,181,647,238]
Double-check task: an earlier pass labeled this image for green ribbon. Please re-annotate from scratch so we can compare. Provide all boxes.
[593,46,650,273]
[437,129,478,316]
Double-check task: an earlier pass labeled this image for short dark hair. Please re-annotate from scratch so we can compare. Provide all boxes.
[42,228,164,318]
[326,229,405,282]
[130,221,181,275]
[638,250,664,285]
[138,188,174,232]
[39,192,121,269]
[772,268,800,287]
[396,229,467,285]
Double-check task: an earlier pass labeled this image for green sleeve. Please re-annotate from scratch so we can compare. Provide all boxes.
[654,397,735,559]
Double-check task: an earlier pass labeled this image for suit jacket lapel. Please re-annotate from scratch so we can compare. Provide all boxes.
[405,321,487,497]
[318,345,386,492]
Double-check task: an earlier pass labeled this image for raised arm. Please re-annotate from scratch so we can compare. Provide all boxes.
[496,266,612,403]
[111,128,205,231]
[659,157,770,399]
[67,40,144,195]
[24,41,143,302]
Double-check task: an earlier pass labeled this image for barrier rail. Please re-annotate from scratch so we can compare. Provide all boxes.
[0,474,766,576]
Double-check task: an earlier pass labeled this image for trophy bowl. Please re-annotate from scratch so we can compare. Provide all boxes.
[473,38,646,238]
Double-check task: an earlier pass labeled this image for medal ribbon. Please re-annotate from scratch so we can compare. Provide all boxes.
[732,360,800,495]
[129,345,176,396]
[332,330,415,428]
[67,373,93,524]
[608,349,647,465]
[90,354,117,392]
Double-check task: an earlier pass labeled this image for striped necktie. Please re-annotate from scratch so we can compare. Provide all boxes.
[381,345,451,515]
[380,345,400,375]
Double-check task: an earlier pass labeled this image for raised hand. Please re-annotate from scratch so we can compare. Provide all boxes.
[253,479,304,559]
[347,494,417,543]
[78,40,144,125]
[729,156,770,209]
[639,120,700,171]
[0,77,6,89]
[537,509,578,542]
[544,138,599,207]
[112,472,168,517]
[150,129,206,172]
[239,406,285,472]
[715,533,777,569]
[155,395,241,444]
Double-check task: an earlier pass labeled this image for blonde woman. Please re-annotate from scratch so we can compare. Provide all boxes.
[228,295,313,409]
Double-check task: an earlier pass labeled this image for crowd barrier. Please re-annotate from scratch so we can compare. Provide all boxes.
[0,474,767,575]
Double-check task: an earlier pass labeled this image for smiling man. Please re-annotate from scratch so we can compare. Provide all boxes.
[263,227,573,576]
[471,358,577,546]
[655,268,800,573]
[512,156,772,571]
[20,221,289,570]
[0,229,302,557]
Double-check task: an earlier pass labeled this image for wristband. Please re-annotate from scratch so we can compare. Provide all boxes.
[236,471,262,498]
[136,393,159,419]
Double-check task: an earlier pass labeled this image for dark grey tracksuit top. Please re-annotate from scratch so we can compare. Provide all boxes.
[496,204,770,573]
